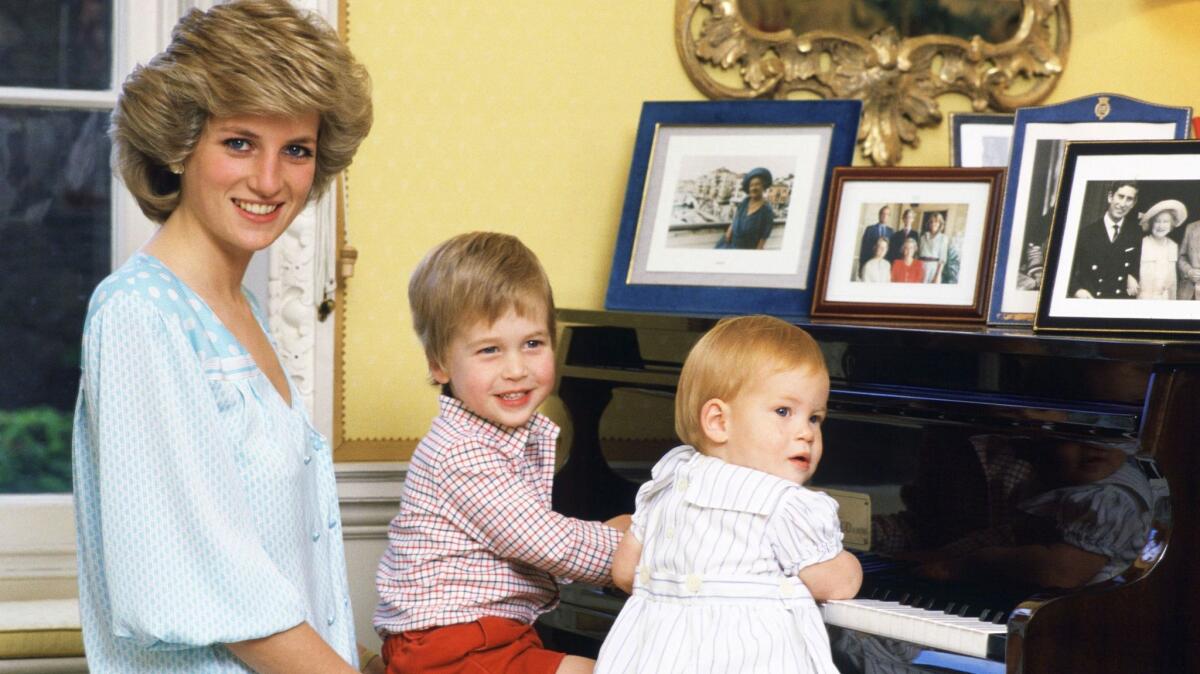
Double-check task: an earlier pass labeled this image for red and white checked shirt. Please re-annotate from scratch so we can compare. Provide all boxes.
[374,396,622,635]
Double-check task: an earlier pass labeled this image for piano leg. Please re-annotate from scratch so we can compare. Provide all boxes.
[551,377,640,521]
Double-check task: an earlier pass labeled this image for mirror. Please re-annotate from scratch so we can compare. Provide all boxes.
[676,0,1069,165]
[739,0,1023,42]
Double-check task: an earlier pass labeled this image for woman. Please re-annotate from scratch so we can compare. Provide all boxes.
[918,212,948,283]
[860,236,892,283]
[891,237,925,283]
[1136,199,1185,300]
[715,167,776,249]
[72,2,375,672]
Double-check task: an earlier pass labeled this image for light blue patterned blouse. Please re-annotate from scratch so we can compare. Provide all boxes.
[71,253,357,672]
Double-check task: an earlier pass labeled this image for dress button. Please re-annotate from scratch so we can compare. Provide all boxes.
[665,526,675,539]
[327,615,335,626]
[639,567,651,585]
[780,579,795,597]
[328,516,337,529]
[685,574,702,593]
[304,455,312,465]
[676,477,689,493]
[311,531,320,542]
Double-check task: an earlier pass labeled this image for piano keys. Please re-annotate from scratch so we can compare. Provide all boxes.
[538,309,1200,673]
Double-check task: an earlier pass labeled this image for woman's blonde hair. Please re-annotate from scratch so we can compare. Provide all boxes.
[675,315,827,450]
[111,0,373,222]
[409,232,556,373]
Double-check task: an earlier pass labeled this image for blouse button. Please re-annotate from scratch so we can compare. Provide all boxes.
[327,615,335,626]
[304,454,312,465]
[311,531,321,542]
[638,567,651,585]
[780,579,795,597]
[327,516,337,530]
[665,526,675,539]
[685,574,702,593]
[676,477,689,493]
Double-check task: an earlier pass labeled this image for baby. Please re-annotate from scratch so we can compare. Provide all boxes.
[595,315,862,673]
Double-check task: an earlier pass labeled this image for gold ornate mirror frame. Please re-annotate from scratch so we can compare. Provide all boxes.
[675,0,1070,165]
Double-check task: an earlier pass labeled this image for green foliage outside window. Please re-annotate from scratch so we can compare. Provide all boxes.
[0,407,73,493]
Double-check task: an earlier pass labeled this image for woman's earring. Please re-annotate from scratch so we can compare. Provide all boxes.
[169,163,184,175]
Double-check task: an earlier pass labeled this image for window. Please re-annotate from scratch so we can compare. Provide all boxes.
[0,0,158,495]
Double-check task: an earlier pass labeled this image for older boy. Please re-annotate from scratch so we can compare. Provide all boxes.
[375,232,629,674]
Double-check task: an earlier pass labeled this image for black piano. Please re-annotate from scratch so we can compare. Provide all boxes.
[538,308,1200,674]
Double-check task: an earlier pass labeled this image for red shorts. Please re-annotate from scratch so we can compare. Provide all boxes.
[382,617,566,674]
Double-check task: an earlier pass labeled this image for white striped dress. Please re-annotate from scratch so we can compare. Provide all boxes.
[595,445,843,674]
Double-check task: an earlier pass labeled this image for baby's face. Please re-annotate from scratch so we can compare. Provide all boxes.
[718,365,829,485]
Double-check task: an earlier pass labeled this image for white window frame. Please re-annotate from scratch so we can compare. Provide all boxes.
[0,0,339,601]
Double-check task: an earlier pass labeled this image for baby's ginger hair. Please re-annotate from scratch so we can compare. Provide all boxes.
[675,315,827,450]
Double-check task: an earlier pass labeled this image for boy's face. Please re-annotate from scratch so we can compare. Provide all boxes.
[708,365,829,485]
[430,306,555,429]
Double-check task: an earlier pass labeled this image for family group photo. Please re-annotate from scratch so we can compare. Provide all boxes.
[850,202,968,286]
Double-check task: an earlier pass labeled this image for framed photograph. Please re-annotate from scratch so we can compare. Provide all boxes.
[604,99,861,317]
[811,167,1004,323]
[950,112,1014,168]
[988,94,1191,325]
[1036,140,1200,334]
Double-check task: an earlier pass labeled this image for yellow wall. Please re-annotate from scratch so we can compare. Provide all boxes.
[341,0,1200,457]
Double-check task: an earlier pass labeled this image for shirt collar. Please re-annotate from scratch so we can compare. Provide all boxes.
[1104,212,1125,231]
[437,394,560,459]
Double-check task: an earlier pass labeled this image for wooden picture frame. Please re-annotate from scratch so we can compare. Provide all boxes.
[812,167,1004,323]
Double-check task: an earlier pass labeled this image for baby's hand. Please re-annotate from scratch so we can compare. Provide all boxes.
[604,514,632,533]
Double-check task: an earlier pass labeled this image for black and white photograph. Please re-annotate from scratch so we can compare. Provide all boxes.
[950,112,1014,168]
[812,167,1003,322]
[1038,140,1200,333]
[988,94,1191,324]
[665,157,795,251]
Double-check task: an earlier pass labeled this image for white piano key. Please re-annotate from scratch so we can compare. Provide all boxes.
[820,598,1006,659]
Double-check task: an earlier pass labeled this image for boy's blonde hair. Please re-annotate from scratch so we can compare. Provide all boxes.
[675,315,827,450]
[409,232,556,371]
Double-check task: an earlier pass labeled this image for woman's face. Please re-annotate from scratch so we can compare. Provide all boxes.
[173,112,320,258]
[930,215,943,234]
[747,176,766,200]
[1151,212,1174,238]
[902,238,917,260]
[873,237,888,259]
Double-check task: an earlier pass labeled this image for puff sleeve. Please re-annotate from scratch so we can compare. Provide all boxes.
[767,488,845,575]
[77,294,307,649]
[1045,484,1150,562]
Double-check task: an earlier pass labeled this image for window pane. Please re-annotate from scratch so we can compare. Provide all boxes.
[0,0,113,90]
[0,107,111,493]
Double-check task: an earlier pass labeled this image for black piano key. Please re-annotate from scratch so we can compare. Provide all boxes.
[979,609,992,622]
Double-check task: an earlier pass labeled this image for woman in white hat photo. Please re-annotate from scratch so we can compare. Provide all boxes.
[1136,199,1186,300]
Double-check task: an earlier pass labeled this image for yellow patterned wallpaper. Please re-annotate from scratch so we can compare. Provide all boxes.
[340,0,1200,460]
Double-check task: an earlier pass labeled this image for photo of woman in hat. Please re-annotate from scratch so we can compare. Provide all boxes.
[715,166,776,249]
[1136,199,1186,300]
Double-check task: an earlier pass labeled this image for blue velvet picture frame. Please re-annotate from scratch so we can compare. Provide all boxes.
[988,94,1191,325]
[604,100,861,319]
